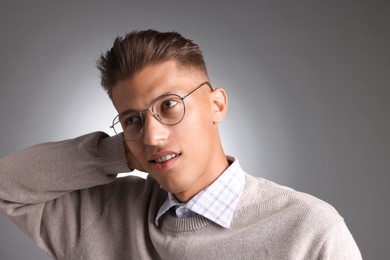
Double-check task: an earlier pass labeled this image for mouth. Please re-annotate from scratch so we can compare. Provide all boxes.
[149,152,181,170]
[153,154,178,163]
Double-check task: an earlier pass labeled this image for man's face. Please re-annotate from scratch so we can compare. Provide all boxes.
[111,60,228,202]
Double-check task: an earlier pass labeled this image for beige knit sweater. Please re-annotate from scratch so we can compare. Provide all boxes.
[0,132,362,259]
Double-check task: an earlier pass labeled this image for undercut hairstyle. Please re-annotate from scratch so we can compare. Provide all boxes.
[96,29,208,99]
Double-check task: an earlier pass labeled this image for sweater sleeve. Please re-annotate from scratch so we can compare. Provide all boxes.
[0,132,130,258]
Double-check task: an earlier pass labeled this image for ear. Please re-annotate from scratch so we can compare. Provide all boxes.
[210,88,228,123]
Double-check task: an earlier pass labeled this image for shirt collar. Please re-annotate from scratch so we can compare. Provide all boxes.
[155,157,245,228]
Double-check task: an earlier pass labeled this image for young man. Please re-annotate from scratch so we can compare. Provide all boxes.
[0,30,361,259]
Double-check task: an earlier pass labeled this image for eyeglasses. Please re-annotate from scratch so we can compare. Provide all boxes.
[110,81,212,141]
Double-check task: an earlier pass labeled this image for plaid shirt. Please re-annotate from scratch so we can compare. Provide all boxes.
[155,157,245,228]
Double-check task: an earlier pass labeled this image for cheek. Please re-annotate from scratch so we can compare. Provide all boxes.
[183,100,214,128]
[177,110,215,144]
[126,143,144,162]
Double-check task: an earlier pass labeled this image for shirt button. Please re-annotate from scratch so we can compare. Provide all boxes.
[175,208,182,217]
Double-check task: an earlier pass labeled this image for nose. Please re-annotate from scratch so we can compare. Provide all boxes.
[142,111,169,145]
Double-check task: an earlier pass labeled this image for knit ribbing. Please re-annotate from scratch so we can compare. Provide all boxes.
[161,213,214,232]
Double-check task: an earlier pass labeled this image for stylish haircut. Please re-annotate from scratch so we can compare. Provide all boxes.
[96,29,208,99]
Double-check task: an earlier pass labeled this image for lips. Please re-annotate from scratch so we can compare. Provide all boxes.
[149,152,181,164]
[148,152,181,171]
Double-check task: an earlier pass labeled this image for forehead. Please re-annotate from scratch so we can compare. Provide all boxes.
[111,60,206,113]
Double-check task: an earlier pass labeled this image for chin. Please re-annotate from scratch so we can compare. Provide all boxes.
[160,180,188,194]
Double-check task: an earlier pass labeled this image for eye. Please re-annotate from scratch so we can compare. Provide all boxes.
[123,115,142,127]
[160,99,178,110]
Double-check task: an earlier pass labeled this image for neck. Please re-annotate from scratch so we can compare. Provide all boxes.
[174,149,229,203]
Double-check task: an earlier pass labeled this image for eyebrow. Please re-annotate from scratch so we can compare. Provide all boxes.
[118,109,140,119]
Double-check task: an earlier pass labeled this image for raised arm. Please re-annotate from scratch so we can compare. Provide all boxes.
[0,132,130,258]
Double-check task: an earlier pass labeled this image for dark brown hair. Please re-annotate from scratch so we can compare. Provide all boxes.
[96,29,208,98]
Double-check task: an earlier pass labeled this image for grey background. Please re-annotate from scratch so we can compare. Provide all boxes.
[0,1,389,259]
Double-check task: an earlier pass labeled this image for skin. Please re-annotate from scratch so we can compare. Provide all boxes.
[111,60,229,202]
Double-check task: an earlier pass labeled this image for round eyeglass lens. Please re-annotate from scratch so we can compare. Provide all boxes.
[152,94,185,125]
